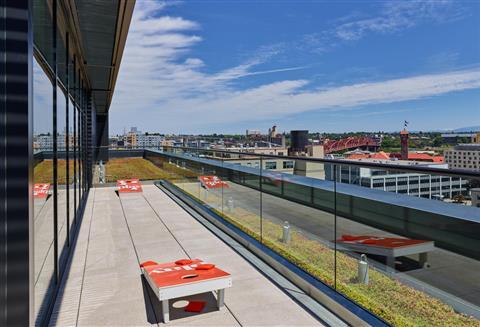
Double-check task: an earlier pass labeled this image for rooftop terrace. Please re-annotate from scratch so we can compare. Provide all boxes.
[48,185,333,326]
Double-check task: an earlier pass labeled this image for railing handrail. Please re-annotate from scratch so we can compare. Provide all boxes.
[83,145,479,179]
[109,145,480,179]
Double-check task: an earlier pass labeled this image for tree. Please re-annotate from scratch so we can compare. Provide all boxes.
[452,194,465,203]
[432,135,442,147]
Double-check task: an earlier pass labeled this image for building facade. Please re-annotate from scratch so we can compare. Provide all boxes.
[211,154,465,200]
[472,189,480,208]
[326,161,467,200]
[444,144,480,171]
[0,1,134,325]
[124,127,164,148]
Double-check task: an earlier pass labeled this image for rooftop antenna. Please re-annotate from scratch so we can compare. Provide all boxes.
[404,120,409,129]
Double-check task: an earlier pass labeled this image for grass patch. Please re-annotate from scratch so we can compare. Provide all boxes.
[104,157,177,182]
[34,159,73,184]
[104,157,198,182]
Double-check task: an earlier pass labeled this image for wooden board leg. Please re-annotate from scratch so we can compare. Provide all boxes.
[217,289,225,309]
[386,256,396,273]
[419,252,428,267]
[162,299,169,323]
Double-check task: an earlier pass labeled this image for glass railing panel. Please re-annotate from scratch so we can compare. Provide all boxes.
[334,164,480,326]
[216,156,262,239]
[259,156,336,287]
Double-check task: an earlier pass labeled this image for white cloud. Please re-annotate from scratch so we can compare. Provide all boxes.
[334,0,466,41]
[150,68,480,126]
[110,1,479,133]
[134,16,199,34]
[299,0,467,54]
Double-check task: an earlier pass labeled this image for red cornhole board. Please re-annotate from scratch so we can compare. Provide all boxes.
[117,179,142,193]
[141,259,232,323]
[34,183,50,199]
[336,235,435,271]
[198,176,229,189]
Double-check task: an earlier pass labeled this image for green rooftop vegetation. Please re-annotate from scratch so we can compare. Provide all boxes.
[34,159,73,185]
[104,157,174,182]
[176,180,479,327]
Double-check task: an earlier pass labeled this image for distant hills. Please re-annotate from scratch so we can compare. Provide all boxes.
[452,126,480,133]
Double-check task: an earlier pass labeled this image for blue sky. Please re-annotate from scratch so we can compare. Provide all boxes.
[109,0,480,135]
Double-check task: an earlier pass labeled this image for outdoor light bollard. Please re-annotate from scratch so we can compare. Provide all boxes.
[227,197,234,213]
[358,254,369,285]
[99,160,105,184]
[282,221,291,244]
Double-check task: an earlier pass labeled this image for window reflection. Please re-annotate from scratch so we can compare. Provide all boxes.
[33,57,55,323]
[57,85,68,268]
[69,98,75,233]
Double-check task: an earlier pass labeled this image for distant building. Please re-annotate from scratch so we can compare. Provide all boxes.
[268,125,278,139]
[246,129,261,137]
[124,127,163,148]
[444,144,480,171]
[472,133,480,144]
[221,146,289,157]
[390,153,444,162]
[441,133,477,145]
[329,157,467,200]
[347,151,444,163]
[472,189,480,208]
[34,132,74,151]
[136,134,163,148]
[186,140,211,149]
[270,134,286,147]
[34,134,53,150]
[400,129,409,160]
[161,140,175,147]
[288,130,309,155]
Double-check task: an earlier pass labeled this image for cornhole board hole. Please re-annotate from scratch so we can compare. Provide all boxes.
[336,235,435,272]
[117,179,143,193]
[141,259,232,323]
[34,183,50,200]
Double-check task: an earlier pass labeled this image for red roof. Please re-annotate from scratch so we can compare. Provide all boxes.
[390,153,444,162]
[348,152,444,163]
[347,151,390,160]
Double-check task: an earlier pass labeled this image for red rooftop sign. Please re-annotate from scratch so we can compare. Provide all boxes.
[198,176,229,189]
[34,183,50,199]
[117,179,143,193]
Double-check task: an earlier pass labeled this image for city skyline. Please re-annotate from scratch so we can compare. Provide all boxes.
[109,0,480,134]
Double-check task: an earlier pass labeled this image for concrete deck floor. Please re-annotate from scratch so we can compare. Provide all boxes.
[48,185,324,326]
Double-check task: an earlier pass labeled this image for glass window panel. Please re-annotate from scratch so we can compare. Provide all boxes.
[68,97,75,234]
[33,57,55,324]
[56,20,67,87]
[57,85,68,269]
[76,104,81,207]
[33,0,53,68]
[78,93,83,201]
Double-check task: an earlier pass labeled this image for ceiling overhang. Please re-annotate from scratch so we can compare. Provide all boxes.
[65,0,135,115]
